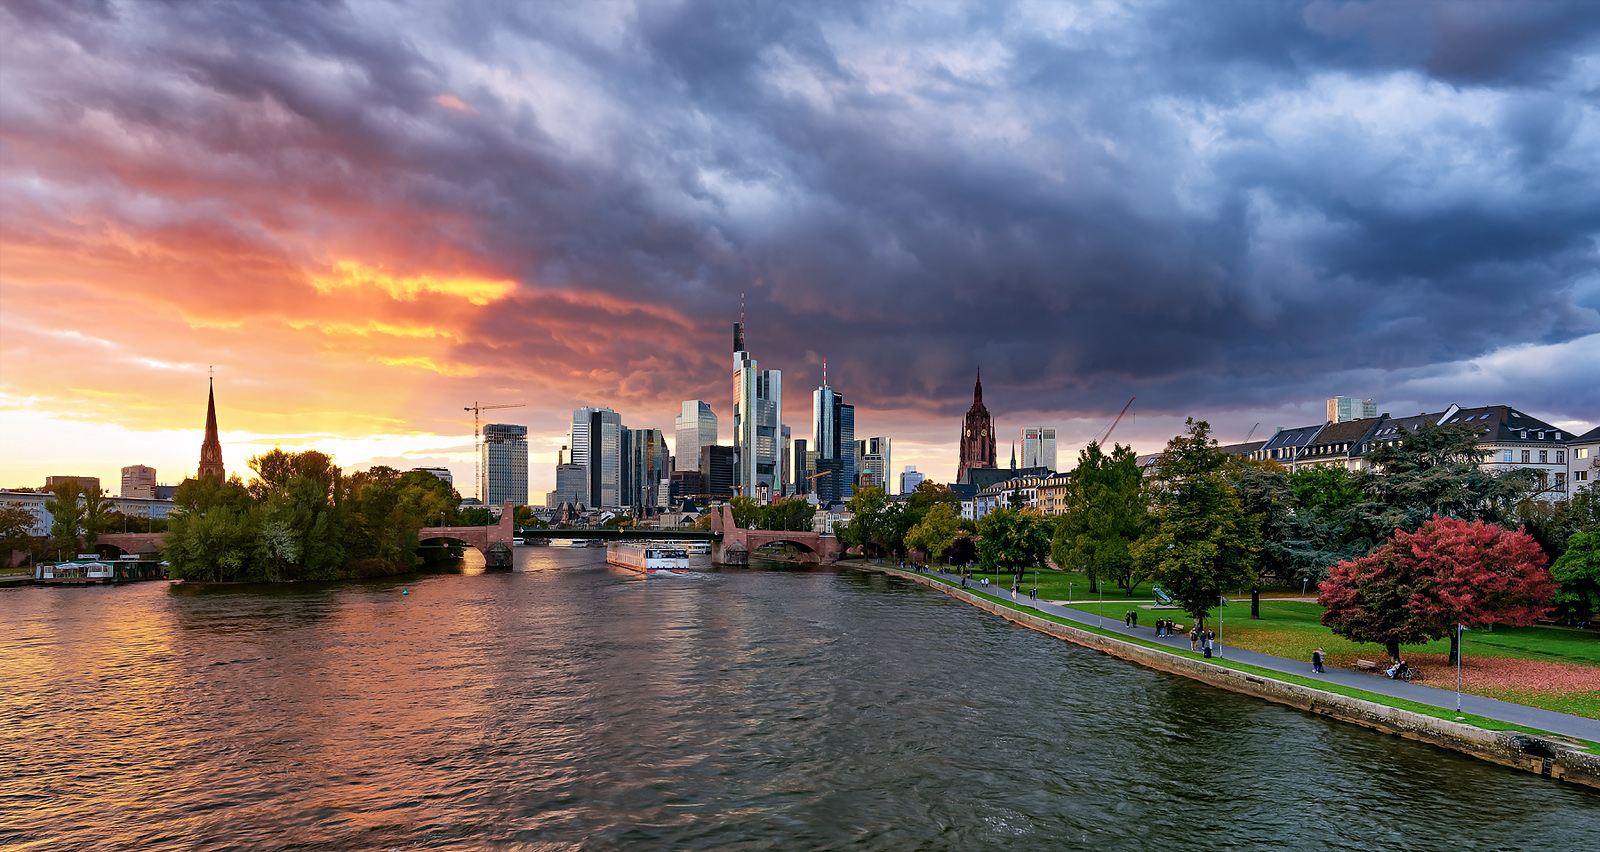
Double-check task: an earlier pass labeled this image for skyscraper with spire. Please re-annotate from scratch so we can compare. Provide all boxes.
[197,377,225,479]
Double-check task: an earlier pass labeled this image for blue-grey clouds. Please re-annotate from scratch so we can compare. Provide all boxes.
[4,0,1597,448]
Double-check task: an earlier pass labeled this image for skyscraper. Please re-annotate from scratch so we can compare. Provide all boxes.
[198,377,224,480]
[957,369,996,482]
[733,318,782,500]
[900,466,924,494]
[570,407,595,505]
[700,445,736,499]
[482,423,528,506]
[675,401,718,470]
[551,445,586,508]
[1327,397,1378,423]
[1022,428,1056,471]
[571,407,626,509]
[812,373,855,503]
[624,428,670,511]
[121,465,157,499]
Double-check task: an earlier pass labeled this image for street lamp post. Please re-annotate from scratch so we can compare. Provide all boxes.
[1069,582,1074,604]
[1098,586,1104,627]
[1456,623,1467,715]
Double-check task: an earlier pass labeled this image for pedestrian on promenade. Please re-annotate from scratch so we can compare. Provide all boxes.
[1189,627,1200,652]
[1202,632,1213,658]
[1131,610,1138,628]
[1312,648,1325,674]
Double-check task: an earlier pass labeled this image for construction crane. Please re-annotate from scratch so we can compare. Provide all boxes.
[1097,397,1135,445]
[464,401,526,502]
[1244,422,1260,443]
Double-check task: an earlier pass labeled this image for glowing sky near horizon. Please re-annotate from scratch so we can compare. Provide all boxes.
[2,1,1598,497]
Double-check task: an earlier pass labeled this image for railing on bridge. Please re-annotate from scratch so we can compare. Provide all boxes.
[513,528,719,541]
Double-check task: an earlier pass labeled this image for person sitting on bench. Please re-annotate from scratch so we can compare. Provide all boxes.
[1386,660,1406,679]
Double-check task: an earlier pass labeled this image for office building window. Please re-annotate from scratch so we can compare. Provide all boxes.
[1502,450,1514,463]
[1539,450,1548,464]
[1579,448,1590,459]
[1521,450,1530,463]
[1577,470,1589,482]
[1556,450,1565,463]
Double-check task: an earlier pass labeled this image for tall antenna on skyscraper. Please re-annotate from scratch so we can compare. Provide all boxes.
[741,291,745,324]
[822,357,827,386]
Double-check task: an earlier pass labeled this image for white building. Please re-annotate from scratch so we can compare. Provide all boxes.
[1566,426,1600,496]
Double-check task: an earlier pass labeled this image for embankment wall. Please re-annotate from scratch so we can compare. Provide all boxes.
[876,566,1600,791]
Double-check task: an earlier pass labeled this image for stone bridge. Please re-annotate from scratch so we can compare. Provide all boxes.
[95,532,168,556]
[708,504,844,565]
[418,501,516,567]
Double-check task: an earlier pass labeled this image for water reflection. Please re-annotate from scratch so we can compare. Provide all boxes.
[0,550,1595,851]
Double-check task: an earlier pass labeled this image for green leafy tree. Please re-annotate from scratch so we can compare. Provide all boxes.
[457,506,493,526]
[43,480,85,558]
[1349,421,1529,548]
[836,486,911,558]
[79,484,113,549]
[1229,462,1363,586]
[246,448,340,502]
[0,504,39,565]
[905,502,961,562]
[976,508,1052,576]
[763,498,816,532]
[165,475,259,581]
[1051,441,1148,594]
[729,495,764,529]
[1550,531,1600,624]
[1131,419,1262,629]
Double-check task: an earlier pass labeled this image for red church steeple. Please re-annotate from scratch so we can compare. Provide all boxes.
[957,368,996,482]
[198,376,224,479]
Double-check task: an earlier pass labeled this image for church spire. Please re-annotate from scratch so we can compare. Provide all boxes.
[198,374,224,479]
[974,368,982,404]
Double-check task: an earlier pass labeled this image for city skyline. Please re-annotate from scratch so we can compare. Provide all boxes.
[4,2,1599,495]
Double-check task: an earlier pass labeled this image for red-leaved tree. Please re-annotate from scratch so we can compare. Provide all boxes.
[1319,517,1555,663]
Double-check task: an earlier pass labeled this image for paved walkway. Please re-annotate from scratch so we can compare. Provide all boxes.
[904,567,1600,743]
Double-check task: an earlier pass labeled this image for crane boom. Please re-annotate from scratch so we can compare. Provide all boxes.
[1244,422,1260,443]
[464,401,526,502]
[1098,397,1135,445]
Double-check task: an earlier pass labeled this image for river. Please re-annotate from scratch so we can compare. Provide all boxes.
[2,547,1595,850]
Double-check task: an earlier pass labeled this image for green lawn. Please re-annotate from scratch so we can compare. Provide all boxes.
[1052,599,1600,667]
[911,571,1598,751]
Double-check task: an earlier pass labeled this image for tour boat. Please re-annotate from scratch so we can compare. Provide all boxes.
[606,541,691,574]
[680,541,711,555]
[549,538,589,548]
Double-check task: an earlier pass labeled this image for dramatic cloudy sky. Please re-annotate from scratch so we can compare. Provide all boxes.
[3,0,1598,495]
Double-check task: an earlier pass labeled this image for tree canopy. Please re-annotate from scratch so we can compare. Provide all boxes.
[1050,441,1146,594]
[976,507,1052,575]
[1131,419,1262,628]
[1319,516,1554,661]
[1550,530,1600,624]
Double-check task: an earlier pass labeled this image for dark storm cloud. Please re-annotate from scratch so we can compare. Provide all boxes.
[6,0,1599,433]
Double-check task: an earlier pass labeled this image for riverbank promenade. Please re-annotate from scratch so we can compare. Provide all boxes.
[903,566,1600,744]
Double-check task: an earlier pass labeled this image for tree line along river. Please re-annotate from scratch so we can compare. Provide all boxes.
[1,546,1595,851]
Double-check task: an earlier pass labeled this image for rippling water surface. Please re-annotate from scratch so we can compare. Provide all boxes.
[3,549,1596,850]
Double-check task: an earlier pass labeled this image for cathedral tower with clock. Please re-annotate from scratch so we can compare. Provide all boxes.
[957,369,997,481]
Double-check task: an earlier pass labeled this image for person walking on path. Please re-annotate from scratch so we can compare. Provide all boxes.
[1189,627,1200,652]
[1202,631,1213,658]
[1131,610,1138,628]
[1312,648,1325,674]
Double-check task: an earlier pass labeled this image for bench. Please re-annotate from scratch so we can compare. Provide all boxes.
[1353,659,1378,671]
[1535,618,1559,626]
